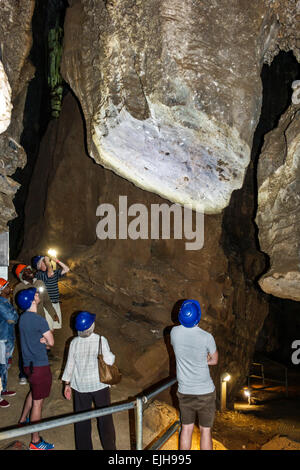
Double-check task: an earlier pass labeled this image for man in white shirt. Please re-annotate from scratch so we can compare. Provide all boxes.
[170,299,218,450]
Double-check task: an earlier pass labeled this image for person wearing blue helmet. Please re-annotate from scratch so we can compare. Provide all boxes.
[170,299,218,450]
[16,288,55,450]
[62,311,117,450]
[0,279,18,408]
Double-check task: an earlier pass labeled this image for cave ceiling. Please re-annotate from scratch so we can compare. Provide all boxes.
[0,0,300,301]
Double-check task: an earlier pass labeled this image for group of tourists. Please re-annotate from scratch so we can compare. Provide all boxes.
[0,253,115,451]
[0,251,218,451]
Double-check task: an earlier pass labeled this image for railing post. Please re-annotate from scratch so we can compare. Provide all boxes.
[135,397,143,450]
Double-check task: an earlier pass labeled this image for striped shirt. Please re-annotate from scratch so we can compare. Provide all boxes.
[62,333,115,392]
[36,269,63,303]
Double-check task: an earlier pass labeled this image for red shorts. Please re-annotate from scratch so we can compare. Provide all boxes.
[24,365,52,400]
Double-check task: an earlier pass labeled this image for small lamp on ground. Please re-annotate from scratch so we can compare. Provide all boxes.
[220,372,231,412]
[243,388,251,405]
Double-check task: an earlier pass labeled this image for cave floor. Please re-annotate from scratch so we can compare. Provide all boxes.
[0,330,299,451]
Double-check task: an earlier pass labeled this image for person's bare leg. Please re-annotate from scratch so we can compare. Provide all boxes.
[30,398,44,443]
[179,423,194,450]
[19,391,32,423]
[200,426,213,450]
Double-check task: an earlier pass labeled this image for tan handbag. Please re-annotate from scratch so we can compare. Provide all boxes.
[98,337,122,385]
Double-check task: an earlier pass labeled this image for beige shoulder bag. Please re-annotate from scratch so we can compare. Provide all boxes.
[98,336,122,385]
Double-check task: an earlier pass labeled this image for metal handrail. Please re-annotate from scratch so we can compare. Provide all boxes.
[148,421,181,450]
[137,377,178,450]
[142,378,177,404]
[247,361,288,397]
[0,402,136,442]
[0,377,179,450]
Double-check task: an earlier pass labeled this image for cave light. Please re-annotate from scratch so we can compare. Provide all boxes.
[243,388,251,405]
[221,373,231,382]
[48,248,57,258]
[220,372,231,412]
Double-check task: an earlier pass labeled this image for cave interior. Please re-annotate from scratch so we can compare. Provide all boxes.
[1,0,300,451]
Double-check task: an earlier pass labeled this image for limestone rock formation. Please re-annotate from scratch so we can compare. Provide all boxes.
[256,103,300,301]
[2,0,300,397]
[0,60,12,134]
[61,0,279,214]
[264,0,300,64]
[0,0,35,232]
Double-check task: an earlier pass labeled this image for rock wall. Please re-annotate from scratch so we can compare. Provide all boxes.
[21,91,269,399]
[1,0,299,396]
[256,104,300,301]
[0,0,35,232]
[0,60,12,134]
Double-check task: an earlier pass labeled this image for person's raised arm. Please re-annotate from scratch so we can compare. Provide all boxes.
[54,258,70,276]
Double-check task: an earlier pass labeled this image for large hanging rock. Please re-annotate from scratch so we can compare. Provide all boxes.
[256,103,300,301]
[61,0,279,214]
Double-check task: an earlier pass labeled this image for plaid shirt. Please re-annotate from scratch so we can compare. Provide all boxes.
[62,333,115,392]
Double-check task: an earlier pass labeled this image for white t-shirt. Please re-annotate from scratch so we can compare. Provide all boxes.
[170,325,216,395]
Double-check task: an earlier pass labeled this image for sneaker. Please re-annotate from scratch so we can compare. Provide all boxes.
[0,399,10,408]
[29,438,54,450]
[1,390,16,397]
[19,377,28,385]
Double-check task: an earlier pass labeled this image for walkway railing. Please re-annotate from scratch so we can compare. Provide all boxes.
[0,377,180,450]
[247,359,288,397]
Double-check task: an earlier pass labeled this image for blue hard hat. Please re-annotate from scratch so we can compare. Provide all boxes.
[178,299,201,328]
[32,256,44,270]
[75,311,96,331]
[16,288,37,311]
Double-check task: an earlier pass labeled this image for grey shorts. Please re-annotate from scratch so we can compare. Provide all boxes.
[177,389,216,428]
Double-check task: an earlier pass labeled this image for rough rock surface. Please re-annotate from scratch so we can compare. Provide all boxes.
[256,103,300,301]
[21,91,269,398]
[61,0,279,214]
[0,60,12,134]
[0,0,35,232]
[1,0,299,402]
[265,0,300,64]
[261,435,300,450]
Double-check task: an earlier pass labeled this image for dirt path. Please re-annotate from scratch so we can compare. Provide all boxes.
[0,326,299,451]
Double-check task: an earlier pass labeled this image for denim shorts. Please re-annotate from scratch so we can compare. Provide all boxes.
[177,389,216,427]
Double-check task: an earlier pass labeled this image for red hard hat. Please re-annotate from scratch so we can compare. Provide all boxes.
[0,278,9,290]
[15,264,28,279]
